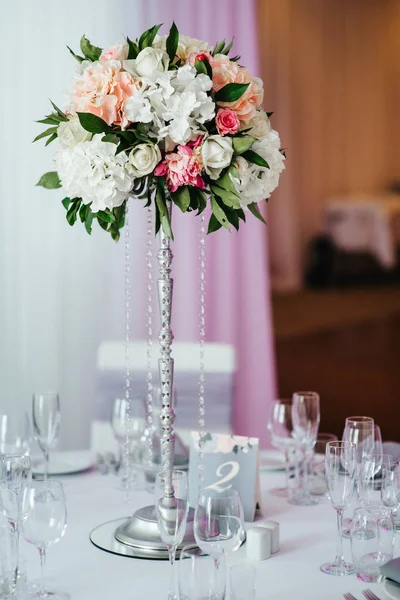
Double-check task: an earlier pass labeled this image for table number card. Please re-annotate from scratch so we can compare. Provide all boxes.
[188,432,260,521]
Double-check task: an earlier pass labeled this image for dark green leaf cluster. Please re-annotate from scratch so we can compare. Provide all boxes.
[61,198,126,240]
[67,35,102,63]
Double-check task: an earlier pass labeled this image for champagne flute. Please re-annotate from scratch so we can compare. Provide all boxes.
[290,391,320,506]
[155,470,189,600]
[267,399,296,497]
[320,441,356,576]
[381,461,400,512]
[0,413,31,456]
[21,480,69,599]
[32,393,61,482]
[111,397,146,490]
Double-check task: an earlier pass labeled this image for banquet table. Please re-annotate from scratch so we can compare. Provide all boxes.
[21,467,400,600]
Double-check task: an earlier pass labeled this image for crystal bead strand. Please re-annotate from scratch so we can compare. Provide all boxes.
[123,200,132,498]
[198,213,206,484]
[145,204,154,464]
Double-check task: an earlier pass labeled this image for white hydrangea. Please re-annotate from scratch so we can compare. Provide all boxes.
[55,134,134,212]
[232,130,285,208]
[123,65,215,146]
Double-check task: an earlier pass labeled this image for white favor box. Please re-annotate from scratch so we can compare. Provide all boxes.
[246,527,271,561]
[258,521,279,554]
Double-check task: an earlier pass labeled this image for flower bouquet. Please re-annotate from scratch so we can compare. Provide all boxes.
[35,23,285,240]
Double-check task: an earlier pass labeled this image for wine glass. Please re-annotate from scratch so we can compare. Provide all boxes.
[320,441,356,576]
[267,399,296,497]
[111,397,146,490]
[155,470,189,600]
[360,453,395,507]
[179,546,226,600]
[381,461,400,512]
[0,454,31,594]
[32,393,61,482]
[0,413,31,456]
[21,480,69,600]
[194,488,245,560]
[290,391,320,506]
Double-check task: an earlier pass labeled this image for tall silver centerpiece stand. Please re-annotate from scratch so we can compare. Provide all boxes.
[114,203,195,559]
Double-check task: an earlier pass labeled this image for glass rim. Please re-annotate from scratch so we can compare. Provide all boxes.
[326,441,356,449]
[293,391,319,398]
[32,392,59,397]
[345,416,374,425]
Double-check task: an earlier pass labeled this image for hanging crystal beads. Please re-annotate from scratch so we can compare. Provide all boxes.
[198,212,206,483]
[145,204,154,464]
[123,200,132,497]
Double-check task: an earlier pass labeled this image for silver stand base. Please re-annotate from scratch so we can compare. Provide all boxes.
[114,505,196,560]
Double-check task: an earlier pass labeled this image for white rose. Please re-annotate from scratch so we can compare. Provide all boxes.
[241,111,272,140]
[201,135,233,180]
[126,143,161,177]
[57,116,92,148]
[123,48,169,81]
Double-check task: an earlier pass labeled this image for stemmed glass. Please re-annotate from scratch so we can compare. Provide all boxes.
[21,480,69,599]
[290,391,320,506]
[0,413,31,456]
[111,397,146,490]
[194,488,245,565]
[360,453,395,507]
[32,393,61,482]
[155,470,189,600]
[0,454,31,594]
[267,399,296,497]
[381,461,400,512]
[179,546,226,600]
[320,441,356,576]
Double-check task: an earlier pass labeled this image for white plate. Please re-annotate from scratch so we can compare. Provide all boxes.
[32,450,93,476]
[259,450,286,471]
[384,579,400,600]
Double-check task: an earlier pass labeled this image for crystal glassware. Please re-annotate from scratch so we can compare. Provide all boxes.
[32,393,61,482]
[267,398,296,497]
[359,453,395,507]
[21,480,69,599]
[320,441,356,576]
[0,453,31,594]
[179,546,226,600]
[111,397,146,490]
[0,413,31,456]
[290,391,320,506]
[230,564,256,600]
[155,470,189,600]
[351,504,394,582]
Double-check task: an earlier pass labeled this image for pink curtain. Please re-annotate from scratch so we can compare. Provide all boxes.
[128,0,277,447]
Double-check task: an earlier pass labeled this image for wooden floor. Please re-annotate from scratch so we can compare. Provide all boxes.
[273,289,400,442]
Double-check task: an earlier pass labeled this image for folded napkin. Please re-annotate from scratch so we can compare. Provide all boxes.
[380,557,400,585]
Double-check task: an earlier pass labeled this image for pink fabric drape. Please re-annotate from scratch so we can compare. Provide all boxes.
[128,0,277,447]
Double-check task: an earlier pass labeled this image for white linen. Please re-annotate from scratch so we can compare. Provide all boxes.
[20,469,400,599]
[324,194,400,268]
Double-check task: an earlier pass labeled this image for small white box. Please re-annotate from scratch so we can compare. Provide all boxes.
[246,527,271,561]
[257,521,279,554]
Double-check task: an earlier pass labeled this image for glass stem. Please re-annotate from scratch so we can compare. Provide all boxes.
[283,449,290,491]
[10,522,20,591]
[44,449,49,483]
[335,508,344,565]
[301,450,309,496]
[38,547,46,596]
[168,545,177,600]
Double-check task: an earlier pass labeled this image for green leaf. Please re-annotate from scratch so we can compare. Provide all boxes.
[96,210,115,223]
[139,24,162,50]
[80,35,102,61]
[66,199,81,226]
[195,57,212,79]
[212,39,225,56]
[113,203,126,229]
[232,136,254,155]
[211,185,241,209]
[242,150,269,169]
[77,112,110,134]
[215,83,250,103]
[85,210,93,234]
[50,101,68,121]
[207,213,222,234]
[166,21,179,63]
[36,172,61,189]
[97,217,110,232]
[210,192,230,231]
[155,180,173,239]
[101,133,119,145]
[127,37,139,59]
[45,132,58,146]
[62,197,73,210]
[222,205,239,230]
[237,208,246,222]
[266,111,273,118]
[36,116,61,125]
[79,203,89,223]
[67,45,84,63]
[196,189,207,215]
[171,187,190,213]
[33,127,58,143]
[214,170,240,196]
[222,38,234,55]
[248,202,267,224]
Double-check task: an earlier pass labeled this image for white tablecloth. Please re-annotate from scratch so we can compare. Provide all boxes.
[21,470,400,600]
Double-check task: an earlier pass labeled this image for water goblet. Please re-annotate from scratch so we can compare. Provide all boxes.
[290,391,320,506]
[21,480,69,599]
[179,546,226,600]
[155,470,189,600]
[320,441,356,576]
[111,397,146,491]
[267,398,296,497]
[32,393,61,482]
[360,453,396,507]
[0,413,31,456]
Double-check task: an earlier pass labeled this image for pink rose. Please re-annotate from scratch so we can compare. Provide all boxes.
[216,108,240,136]
[187,50,213,67]
[100,44,128,62]
[154,140,205,192]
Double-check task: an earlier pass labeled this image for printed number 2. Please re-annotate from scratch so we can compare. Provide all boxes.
[206,461,240,492]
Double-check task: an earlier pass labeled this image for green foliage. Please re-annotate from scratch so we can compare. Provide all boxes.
[166,21,179,64]
[50,101,68,121]
[242,150,269,169]
[171,186,191,213]
[67,46,84,63]
[232,136,254,155]
[80,35,102,61]
[155,179,173,239]
[210,192,230,231]
[33,127,58,143]
[138,24,163,50]
[248,202,267,224]
[77,112,110,134]
[101,133,119,145]
[66,198,82,225]
[96,210,115,224]
[211,185,241,210]
[207,213,222,234]
[215,83,250,103]
[127,37,139,59]
[212,37,234,57]
[195,56,212,79]
[36,172,61,189]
